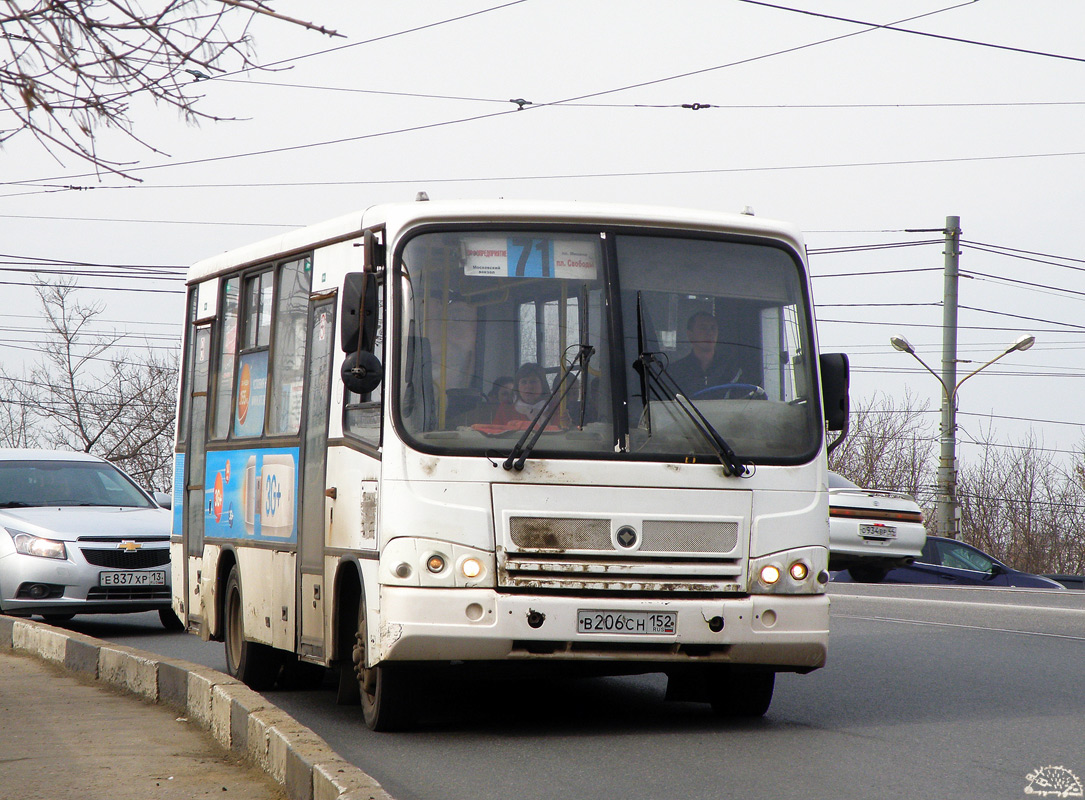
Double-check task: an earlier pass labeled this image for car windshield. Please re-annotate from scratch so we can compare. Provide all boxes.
[396,227,821,464]
[0,460,154,509]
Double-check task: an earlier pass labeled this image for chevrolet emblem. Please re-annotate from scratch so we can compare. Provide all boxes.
[117,540,143,552]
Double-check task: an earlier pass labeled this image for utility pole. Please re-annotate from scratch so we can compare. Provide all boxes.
[939,216,961,539]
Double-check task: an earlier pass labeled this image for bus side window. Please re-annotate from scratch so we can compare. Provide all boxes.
[233,270,273,438]
[267,257,313,436]
[344,277,384,445]
[211,277,239,440]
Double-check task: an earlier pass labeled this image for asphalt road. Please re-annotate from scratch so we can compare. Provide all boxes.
[64,586,1085,800]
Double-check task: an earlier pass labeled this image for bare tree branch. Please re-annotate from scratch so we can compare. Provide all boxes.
[1,1,338,178]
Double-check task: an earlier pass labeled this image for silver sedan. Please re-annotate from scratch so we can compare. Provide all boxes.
[0,449,181,629]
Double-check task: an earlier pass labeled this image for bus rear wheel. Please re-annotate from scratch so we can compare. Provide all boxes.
[350,596,414,731]
[223,565,282,691]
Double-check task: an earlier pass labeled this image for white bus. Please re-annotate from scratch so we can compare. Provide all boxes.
[171,199,850,730]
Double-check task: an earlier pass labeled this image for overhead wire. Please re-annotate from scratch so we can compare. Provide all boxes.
[0,0,988,190]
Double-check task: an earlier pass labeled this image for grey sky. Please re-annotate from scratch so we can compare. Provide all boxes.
[2,0,1082,465]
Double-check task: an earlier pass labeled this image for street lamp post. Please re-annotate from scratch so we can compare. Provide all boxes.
[890,333,1035,539]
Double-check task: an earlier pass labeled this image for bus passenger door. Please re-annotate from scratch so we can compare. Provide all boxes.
[183,325,211,627]
[297,297,336,661]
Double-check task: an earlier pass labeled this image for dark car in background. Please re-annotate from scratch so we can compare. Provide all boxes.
[836,534,1066,589]
[0,449,182,628]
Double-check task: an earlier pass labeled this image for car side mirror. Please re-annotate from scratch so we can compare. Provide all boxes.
[152,491,172,510]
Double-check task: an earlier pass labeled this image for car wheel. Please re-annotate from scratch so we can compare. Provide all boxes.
[223,565,282,690]
[850,566,888,583]
[708,669,775,718]
[159,607,185,632]
[349,593,414,731]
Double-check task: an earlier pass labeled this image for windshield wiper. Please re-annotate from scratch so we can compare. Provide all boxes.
[632,294,748,477]
[0,501,32,508]
[503,343,595,471]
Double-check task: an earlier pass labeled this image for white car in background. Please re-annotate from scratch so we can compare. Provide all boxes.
[0,449,181,629]
[828,471,927,583]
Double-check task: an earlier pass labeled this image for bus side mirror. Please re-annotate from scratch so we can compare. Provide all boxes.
[342,350,384,395]
[340,271,378,353]
[820,352,850,431]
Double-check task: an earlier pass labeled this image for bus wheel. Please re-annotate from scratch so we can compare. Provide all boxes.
[352,597,414,731]
[224,565,281,690]
[708,669,775,718]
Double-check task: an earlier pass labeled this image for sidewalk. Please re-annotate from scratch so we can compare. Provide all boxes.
[0,616,392,800]
[0,648,285,800]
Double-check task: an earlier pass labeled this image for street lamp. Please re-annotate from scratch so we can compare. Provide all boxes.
[890,333,1035,538]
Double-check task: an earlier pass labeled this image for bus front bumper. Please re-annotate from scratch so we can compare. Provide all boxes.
[375,587,828,671]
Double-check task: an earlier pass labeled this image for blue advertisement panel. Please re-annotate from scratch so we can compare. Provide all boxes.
[234,351,269,438]
[172,452,185,537]
[203,446,299,543]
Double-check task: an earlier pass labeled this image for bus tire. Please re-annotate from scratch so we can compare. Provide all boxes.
[351,594,414,731]
[708,669,775,718]
[224,565,282,691]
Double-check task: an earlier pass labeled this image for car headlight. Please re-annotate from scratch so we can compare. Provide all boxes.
[11,531,67,560]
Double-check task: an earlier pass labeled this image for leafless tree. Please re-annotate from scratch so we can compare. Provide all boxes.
[1,1,337,178]
[958,431,1085,576]
[1,280,179,489]
[828,389,936,503]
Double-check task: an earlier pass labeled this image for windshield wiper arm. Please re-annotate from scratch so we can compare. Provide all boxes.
[0,501,31,508]
[636,349,749,478]
[503,343,595,471]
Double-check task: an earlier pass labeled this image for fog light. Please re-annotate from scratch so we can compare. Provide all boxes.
[426,554,446,574]
[789,561,809,581]
[759,564,781,585]
[461,557,482,579]
[394,562,412,579]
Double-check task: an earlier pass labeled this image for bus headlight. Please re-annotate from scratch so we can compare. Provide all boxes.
[381,538,494,588]
[749,547,826,595]
[759,564,781,586]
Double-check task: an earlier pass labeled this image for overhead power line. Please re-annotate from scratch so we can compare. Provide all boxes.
[740,1,1085,64]
[5,149,1085,200]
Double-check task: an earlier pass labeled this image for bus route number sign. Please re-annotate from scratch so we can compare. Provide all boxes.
[577,610,677,635]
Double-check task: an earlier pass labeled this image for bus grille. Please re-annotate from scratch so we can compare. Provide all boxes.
[497,550,744,593]
[509,517,739,554]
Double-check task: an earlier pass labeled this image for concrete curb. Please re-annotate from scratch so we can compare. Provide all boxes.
[0,615,394,800]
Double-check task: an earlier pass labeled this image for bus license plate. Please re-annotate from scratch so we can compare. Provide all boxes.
[859,524,896,539]
[577,610,676,635]
[100,570,166,587]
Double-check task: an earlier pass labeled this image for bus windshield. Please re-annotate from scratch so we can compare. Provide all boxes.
[396,228,821,464]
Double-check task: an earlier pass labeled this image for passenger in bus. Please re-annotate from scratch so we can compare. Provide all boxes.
[486,376,517,424]
[513,362,549,417]
[668,311,738,395]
